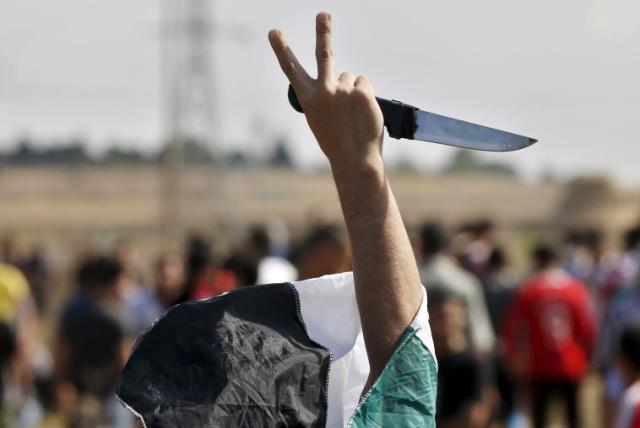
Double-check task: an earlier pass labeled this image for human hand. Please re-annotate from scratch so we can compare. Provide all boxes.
[269,12,384,172]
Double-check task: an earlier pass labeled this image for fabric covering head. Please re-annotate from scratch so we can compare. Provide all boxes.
[116,273,437,427]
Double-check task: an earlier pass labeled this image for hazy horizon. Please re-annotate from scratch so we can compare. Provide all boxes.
[1,0,639,185]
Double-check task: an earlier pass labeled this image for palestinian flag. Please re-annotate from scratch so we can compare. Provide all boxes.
[117,272,438,427]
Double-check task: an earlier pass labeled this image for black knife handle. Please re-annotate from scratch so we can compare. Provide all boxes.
[287,85,417,140]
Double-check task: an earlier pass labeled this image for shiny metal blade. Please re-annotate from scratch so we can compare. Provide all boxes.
[414,110,537,152]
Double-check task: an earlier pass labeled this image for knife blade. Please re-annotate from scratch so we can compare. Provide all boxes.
[287,85,536,152]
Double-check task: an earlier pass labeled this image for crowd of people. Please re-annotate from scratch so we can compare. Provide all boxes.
[1,219,640,427]
[422,221,640,428]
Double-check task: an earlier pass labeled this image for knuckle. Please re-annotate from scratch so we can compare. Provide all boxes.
[355,77,369,87]
[353,86,370,100]
[284,61,297,73]
[334,85,349,96]
[353,88,367,98]
[316,48,332,61]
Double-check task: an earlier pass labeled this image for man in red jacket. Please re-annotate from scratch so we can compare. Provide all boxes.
[502,244,596,428]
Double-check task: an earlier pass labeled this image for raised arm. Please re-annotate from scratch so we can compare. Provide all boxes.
[269,12,423,388]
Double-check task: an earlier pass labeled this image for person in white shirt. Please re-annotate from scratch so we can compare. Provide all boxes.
[419,222,495,354]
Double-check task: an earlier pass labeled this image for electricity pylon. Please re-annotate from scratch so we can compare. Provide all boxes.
[160,0,217,242]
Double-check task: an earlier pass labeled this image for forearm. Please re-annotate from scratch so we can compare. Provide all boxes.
[332,155,423,378]
[269,12,423,384]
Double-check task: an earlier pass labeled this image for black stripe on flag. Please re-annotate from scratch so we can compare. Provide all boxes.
[117,283,330,428]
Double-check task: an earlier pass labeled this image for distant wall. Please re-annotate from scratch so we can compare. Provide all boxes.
[0,165,564,239]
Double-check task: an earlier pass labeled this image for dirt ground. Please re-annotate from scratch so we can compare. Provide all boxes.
[0,165,563,246]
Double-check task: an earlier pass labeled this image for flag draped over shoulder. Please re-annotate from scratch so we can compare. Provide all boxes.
[116,272,437,427]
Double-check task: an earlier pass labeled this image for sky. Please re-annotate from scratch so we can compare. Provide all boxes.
[1,0,639,185]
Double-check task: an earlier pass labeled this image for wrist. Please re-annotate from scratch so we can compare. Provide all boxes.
[330,151,388,235]
[329,150,385,184]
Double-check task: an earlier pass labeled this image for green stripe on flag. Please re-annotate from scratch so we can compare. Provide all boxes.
[349,327,438,427]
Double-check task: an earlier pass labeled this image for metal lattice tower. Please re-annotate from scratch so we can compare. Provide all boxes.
[160,0,217,241]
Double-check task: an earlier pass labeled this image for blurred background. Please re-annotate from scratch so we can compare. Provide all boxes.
[1,0,639,427]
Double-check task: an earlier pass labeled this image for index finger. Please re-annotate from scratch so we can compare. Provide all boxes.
[315,12,334,84]
[268,29,312,93]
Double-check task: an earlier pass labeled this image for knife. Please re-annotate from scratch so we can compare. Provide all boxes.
[287,85,536,152]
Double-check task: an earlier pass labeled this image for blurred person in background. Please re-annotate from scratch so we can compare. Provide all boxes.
[419,222,495,356]
[245,224,297,284]
[502,244,596,428]
[0,238,21,268]
[482,246,519,422]
[429,286,491,428]
[483,247,519,332]
[54,256,133,428]
[599,226,640,301]
[18,245,50,316]
[0,322,16,428]
[174,236,236,304]
[562,229,613,296]
[460,219,496,282]
[264,218,294,259]
[223,252,259,287]
[113,240,145,285]
[581,229,610,291]
[0,260,41,427]
[115,240,163,336]
[294,224,351,280]
[154,252,186,308]
[597,226,640,426]
[561,229,591,283]
[615,323,640,428]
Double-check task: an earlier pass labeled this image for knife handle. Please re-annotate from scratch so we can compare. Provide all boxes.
[287,84,417,140]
